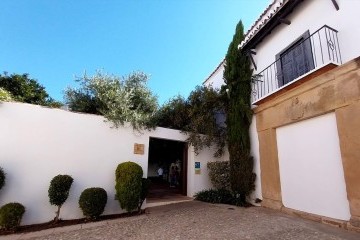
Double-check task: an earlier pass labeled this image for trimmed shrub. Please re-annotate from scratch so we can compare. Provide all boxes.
[48,174,74,222]
[0,202,25,230]
[194,189,234,204]
[207,161,230,190]
[138,178,151,211]
[115,162,143,212]
[0,167,5,191]
[79,187,107,220]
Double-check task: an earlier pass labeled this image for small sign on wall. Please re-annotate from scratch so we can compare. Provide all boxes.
[195,161,201,174]
[134,143,144,155]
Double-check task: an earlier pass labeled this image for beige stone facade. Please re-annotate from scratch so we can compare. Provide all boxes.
[254,57,360,231]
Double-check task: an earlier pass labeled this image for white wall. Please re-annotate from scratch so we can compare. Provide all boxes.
[252,0,360,75]
[276,113,351,220]
[203,63,225,90]
[249,116,262,202]
[0,102,216,225]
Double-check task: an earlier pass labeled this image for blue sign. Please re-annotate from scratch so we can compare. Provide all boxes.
[195,162,200,169]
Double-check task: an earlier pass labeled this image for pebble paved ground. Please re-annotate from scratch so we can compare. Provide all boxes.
[2,201,360,240]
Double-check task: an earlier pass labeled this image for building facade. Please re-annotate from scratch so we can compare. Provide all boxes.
[204,0,360,230]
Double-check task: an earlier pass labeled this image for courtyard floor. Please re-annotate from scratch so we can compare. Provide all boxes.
[1,201,359,240]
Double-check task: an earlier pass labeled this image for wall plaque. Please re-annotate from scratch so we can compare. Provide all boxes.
[134,143,144,155]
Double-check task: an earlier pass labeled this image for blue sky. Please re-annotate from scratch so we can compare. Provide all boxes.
[0,0,270,104]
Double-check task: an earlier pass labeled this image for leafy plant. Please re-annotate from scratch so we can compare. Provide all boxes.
[48,174,74,222]
[79,187,107,220]
[194,189,234,204]
[0,202,25,230]
[207,161,230,190]
[0,167,5,191]
[65,70,158,131]
[0,72,62,107]
[223,20,256,203]
[138,178,151,212]
[0,88,13,102]
[153,86,226,157]
[115,162,143,213]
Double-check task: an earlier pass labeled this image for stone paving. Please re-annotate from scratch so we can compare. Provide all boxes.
[1,201,359,240]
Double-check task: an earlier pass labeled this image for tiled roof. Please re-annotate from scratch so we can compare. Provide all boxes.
[239,0,290,48]
[203,0,291,83]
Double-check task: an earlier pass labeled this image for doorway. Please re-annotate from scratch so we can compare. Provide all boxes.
[147,137,188,202]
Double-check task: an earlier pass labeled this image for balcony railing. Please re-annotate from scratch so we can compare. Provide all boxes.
[252,25,341,104]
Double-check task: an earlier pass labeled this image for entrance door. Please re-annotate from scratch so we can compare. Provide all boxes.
[181,143,188,195]
[147,138,188,200]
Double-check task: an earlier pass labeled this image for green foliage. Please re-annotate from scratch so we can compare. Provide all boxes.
[48,174,74,221]
[79,187,107,220]
[207,161,230,190]
[0,88,13,102]
[138,178,151,211]
[115,162,143,212]
[0,72,62,107]
[223,20,255,202]
[0,167,5,191]
[154,86,226,157]
[0,202,25,230]
[194,189,234,204]
[64,70,158,131]
[151,95,190,130]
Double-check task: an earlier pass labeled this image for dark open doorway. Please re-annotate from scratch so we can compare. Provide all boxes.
[147,137,188,202]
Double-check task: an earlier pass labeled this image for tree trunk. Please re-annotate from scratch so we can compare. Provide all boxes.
[54,205,61,222]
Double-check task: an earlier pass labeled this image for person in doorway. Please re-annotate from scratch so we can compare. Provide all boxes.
[175,166,180,187]
[157,166,164,182]
[170,166,176,187]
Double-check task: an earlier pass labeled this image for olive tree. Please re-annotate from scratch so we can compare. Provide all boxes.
[65,70,158,131]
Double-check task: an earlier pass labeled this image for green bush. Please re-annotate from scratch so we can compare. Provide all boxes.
[0,202,25,230]
[138,178,151,211]
[0,87,13,102]
[115,162,143,212]
[79,187,107,220]
[48,174,74,221]
[207,161,230,190]
[194,189,233,204]
[0,167,5,191]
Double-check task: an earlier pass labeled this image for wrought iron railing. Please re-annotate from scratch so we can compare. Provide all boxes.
[252,25,341,104]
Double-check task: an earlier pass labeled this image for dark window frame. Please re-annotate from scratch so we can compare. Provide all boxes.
[275,30,315,87]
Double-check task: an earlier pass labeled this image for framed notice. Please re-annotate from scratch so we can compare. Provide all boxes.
[195,161,201,174]
[134,143,144,155]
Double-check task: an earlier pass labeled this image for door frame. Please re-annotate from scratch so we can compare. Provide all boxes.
[275,30,314,86]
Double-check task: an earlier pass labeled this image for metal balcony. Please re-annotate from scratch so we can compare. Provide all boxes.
[252,25,342,104]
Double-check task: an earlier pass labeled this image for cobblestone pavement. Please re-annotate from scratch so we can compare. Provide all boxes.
[2,201,360,240]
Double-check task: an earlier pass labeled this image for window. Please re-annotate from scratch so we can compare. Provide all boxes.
[276,31,315,87]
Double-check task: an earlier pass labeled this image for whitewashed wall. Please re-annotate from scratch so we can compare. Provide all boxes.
[203,62,225,90]
[0,102,217,225]
[276,113,351,220]
[253,0,360,75]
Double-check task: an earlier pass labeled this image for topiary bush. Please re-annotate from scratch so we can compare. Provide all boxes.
[115,161,143,212]
[138,178,151,212]
[207,161,230,190]
[0,202,25,230]
[48,174,74,222]
[79,187,107,220]
[0,167,5,191]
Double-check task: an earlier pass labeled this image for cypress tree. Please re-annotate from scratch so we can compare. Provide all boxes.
[223,20,255,204]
